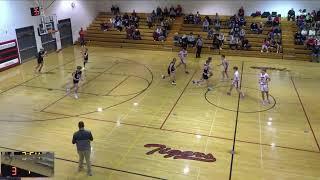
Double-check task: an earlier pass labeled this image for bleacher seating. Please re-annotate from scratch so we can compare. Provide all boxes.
[83,12,313,61]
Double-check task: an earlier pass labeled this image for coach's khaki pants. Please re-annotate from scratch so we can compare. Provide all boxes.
[78,150,91,175]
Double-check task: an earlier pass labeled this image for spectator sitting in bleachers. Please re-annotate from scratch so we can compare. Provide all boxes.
[266,15,273,27]
[115,19,123,31]
[301,28,308,40]
[232,23,241,37]
[100,21,111,31]
[309,28,316,36]
[305,13,313,26]
[214,20,221,31]
[261,38,270,53]
[173,32,182,46]
[218,32,225,50]
[123,13,129,20]
[269,39,277,52]
[181,34,188,48]
[238,6,245,17]
[294,31,303,45]
[239,16,246,26]
[185,13,195,24]
[306,36,316,49]
[126,25,134,39]
[273,15,280,26]
[203,19,210,32]
[241,38,251,50]
[207,28,214,40]
[229,35,239,50]
[153,27,166,41]
[187,33,196,47]
[230,14,237,23]
[133,29,141,40]
[250,22,259,33]
[288,8,295,21]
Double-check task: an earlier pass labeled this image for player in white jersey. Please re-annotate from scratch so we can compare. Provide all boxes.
[192,57,213,90]
[227,66,244,98]
[176,47,189,74]
[259,68,271,105]
[162,58,177,85]
[218,55,229,81]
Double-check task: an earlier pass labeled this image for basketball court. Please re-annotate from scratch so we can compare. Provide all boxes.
[0,46,319,179]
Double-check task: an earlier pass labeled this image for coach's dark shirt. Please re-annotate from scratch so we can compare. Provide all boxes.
[72,128,93,151]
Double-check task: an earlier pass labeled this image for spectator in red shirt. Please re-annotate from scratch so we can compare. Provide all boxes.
[306,37,316,49]
[79,27,85,47]
[273,16,280,26]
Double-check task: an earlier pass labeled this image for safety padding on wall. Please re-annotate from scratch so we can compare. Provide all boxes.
[0,40,20,71]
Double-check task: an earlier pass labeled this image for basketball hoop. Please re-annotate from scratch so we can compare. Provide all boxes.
[48,29,58,39]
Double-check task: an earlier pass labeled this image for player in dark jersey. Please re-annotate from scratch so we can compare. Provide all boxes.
[35,48,47,73]
[162,58,177,85]
[67,66,83,99]
[192,57,213,90]
[83,48,88,69]
[218,55,229,81]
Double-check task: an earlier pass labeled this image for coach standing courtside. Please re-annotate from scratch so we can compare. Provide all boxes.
[72,121,93,176]
[195,35,203,58]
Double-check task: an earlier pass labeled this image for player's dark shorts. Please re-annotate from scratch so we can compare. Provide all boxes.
[168,69,175,75]
[73,80,79,84]
[203,74,209,80]
[37,58,43,64]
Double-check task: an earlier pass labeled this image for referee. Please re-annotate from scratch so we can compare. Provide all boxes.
[72,121,93,176]
[195,35,203,58]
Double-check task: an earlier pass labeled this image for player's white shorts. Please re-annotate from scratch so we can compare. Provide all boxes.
[180,58,187,64]
[260,84,269,92]
[232,80,239,88]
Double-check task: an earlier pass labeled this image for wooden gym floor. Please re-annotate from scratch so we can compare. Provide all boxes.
[0,46,320,180]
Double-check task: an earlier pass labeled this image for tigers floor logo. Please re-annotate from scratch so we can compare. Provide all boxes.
[144,144,216,162]
[250,66,290,71]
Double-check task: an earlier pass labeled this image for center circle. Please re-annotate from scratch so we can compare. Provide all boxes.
[205,86,276,113]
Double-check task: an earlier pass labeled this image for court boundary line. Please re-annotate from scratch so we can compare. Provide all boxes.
[228,61,244,180]
[0,146,167,180]
[159,70,197,129]
[290,77,320,151]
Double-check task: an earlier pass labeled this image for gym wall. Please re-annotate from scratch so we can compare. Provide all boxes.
[97,0,320,17]
[0,0,99,51]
